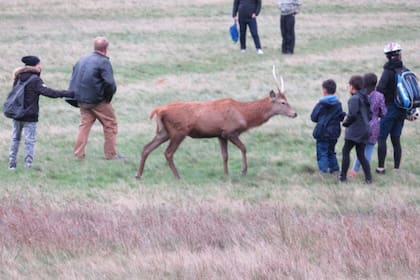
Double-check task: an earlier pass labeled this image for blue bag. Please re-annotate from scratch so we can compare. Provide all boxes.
[229,23,238,43]
[394,68,420,109]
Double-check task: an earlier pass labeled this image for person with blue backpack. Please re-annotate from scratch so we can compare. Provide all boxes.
[376,42,409,174]
[6,56,74,170]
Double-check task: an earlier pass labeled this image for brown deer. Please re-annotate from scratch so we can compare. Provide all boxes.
[136,66,297,179]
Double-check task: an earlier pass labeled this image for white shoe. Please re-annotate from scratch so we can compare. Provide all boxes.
[240,49,246,53]
[257,49,264,55]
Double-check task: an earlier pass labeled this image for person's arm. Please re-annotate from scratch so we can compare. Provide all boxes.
[35,79,74,98]
[310,103,321,123]
[100,61,117,102]
[232,0,239,19]
[255,0,262,16]
[342,97,358,127]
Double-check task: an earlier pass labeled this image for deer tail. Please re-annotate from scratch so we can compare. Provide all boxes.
[149,108,165,134]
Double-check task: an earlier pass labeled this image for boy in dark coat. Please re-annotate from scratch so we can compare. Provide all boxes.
[311,79,346,174]
[340,75,372,184]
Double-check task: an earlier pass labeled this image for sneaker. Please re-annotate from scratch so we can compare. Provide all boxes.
[240,49,246,53]
[25,163,32,168]
[9,163,16,170]
[375,168,385,174]
[348,170,357,178]
[338,175,347,182]
[365,179,372,184]
[257,49,264,55]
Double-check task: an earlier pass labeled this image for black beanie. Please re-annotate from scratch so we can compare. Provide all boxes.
[21,55,40,66]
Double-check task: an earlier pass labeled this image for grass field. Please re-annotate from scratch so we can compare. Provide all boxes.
[0,0,419,279]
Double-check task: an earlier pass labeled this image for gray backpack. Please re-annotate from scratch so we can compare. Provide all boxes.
[3,75,37,119]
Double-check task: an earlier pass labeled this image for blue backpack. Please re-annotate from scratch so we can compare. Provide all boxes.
[394,68,420,109]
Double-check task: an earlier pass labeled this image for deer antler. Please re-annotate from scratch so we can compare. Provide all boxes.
[272,65,284,93]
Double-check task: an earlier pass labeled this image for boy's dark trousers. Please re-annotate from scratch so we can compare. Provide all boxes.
[316,139,339,173]
[341,139,372,181]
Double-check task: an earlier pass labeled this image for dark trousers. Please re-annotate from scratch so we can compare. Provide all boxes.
[316,140,339,173]
[377,104,405,169]
[280,14,295,54]
[341,139,372,181]
[238,17,261,50]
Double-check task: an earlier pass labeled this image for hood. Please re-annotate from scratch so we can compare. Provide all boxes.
[13,66,40,83]
[384,58,403,71]
[319,95,340,107]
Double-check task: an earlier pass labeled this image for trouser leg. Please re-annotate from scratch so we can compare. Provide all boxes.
[356,143,372,181]
[74,108,96,158]
[9,120,23,166]
[340,140,355,180]
[92,102,118,159]
[248,17,261,49]
[23,122,37,166]
[327,139,339,173]
[377,137,387,168]
[390,136,402,169]
[239,18,247,50]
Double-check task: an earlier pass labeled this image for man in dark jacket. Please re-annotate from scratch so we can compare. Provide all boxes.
[311,79,345,174]
[340,75,372,184]
[69,37,122,160]
[8,55,74,169]
[232,0,263,54]
[376,42,406,174]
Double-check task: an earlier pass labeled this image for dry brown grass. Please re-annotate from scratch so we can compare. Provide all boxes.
[1,197,418,279]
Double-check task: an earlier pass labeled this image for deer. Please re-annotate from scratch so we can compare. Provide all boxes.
[135,66,297,179]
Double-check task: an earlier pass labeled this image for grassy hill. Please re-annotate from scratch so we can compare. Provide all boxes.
[0,0,419,278]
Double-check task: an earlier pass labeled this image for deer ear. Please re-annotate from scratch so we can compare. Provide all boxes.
[269,90,276,99]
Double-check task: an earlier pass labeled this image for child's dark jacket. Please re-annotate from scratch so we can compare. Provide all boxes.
[311,95,346,140]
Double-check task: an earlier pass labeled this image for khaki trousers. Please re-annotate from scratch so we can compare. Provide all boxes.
[74,101,118,159]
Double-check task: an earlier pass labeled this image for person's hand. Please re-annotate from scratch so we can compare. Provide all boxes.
[233,16,238,23]
[252,13,256,18]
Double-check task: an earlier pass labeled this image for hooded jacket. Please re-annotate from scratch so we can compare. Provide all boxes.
[232,0,261,19]
[342,90,370,143]
[377,58,403,105]
[69,52,116,106]
[311,95,345,140]
[11,66,74,122]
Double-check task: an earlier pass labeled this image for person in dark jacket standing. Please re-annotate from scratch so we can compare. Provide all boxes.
[69,37,122,160]
[375,42,406,174]
[311,79,345,174]
[279,0,301,54]
[340,75,372,184]
[232,0,264,54]
[349,73,387,177]
[8,55,74,169]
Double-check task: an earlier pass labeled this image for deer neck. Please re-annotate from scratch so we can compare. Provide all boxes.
[240,98,274,128]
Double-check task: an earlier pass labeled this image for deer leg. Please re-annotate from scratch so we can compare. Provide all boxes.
[218,137,229,175]
[164,136,186,179]
[136,133,169,179]
[228,135,247,175]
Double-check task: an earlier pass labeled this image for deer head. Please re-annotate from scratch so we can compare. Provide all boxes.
[270,65,298,118]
